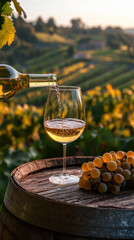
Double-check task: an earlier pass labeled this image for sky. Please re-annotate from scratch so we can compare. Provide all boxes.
[16,0,134,29]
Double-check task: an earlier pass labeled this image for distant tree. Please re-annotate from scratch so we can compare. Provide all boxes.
[90,27,102,35]
[46,17,57,34]
[105,28,123,49]
[77,36,91,44]
[105,26,123,33]
[114,27,124,33]
[105,26,134,54]
[106,32,121,49]
[125,34,134,57]
[67,45,76,57]
[35,17,46,32]
[70,18,85,33]
[14,16,37,43]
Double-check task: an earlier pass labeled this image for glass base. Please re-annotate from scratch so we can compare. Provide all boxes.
[49,174,79,185]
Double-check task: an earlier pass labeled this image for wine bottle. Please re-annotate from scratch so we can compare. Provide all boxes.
[0,64,57,99]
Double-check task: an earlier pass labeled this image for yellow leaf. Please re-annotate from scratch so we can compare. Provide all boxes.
[12,0,27,18]
[121,129,130,138]
[0,113,4,125]
[0,17,16,48]
[7,123,13,131]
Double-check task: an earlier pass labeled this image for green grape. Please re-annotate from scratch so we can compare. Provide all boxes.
[122,169,131,180]
[111,185,120,194]
[121,162,130,170]
[103,152,112,163]
[110,151,116,154]
[115,159,121,167]
[102,172,112,182]
[115,167,123,174]
[116,150,124,159]
[91,168,100,178]
[81,163,89,172]
[87,161,95,170]
[93,157,103,168]
[127,156,134,165]
[111,152,117,161]
[82,171,91,180]
[98,182,107,193]
[83,180,92,190]
[78,179,85,188]
[114,173,124,184]
[107,161,117,171]
[127,150,134,158]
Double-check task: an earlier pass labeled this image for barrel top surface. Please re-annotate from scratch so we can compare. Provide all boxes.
[11,156,134,210]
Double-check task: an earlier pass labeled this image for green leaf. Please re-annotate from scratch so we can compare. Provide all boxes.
[2,2,13,16]
[0,0,11,9]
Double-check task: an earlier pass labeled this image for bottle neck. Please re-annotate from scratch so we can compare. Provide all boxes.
[28,73,57,88]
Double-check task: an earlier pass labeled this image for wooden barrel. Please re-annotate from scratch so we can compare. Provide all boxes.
[0,156,134,240]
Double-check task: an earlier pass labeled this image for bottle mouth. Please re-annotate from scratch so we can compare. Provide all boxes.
[50,86,81,91]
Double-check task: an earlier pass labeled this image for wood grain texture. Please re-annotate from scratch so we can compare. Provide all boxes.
[1,156,134,239]
[0,205,113,240]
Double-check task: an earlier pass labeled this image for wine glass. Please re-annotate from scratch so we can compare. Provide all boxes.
[44,86,86,185]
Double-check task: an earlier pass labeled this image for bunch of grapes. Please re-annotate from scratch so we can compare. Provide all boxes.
[78,150,134,194]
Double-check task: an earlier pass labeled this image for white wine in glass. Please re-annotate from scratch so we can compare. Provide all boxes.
[44,86,86,185]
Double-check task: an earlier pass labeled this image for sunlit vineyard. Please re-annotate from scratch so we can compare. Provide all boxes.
[1,84,134,207]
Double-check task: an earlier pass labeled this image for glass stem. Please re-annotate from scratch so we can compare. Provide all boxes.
[63,143,67,175]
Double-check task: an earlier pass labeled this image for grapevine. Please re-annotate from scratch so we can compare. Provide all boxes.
[0,0,26,48]
[79,150,134,194]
